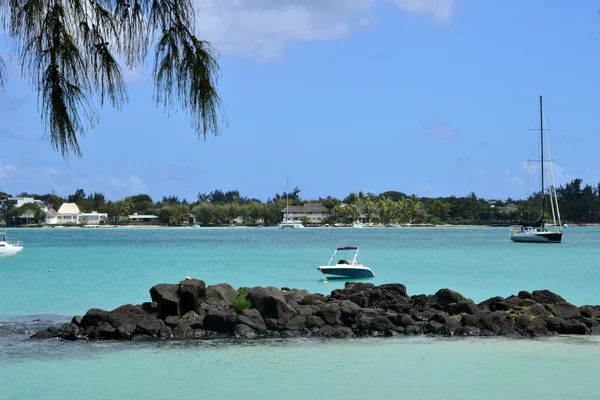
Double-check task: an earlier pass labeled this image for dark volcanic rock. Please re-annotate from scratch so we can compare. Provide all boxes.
[532,290,566,304]
[205,283,236,308]
[30,280,600,342]
[149,284,180,319]
[179,279,206,314]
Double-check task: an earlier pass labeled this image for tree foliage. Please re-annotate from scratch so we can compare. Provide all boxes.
[0,0,224,158]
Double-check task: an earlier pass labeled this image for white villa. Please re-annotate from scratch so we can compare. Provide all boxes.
[128,213,160,223]
[45,203,108,225]
[281,203,330,223]
[5,197,50,212]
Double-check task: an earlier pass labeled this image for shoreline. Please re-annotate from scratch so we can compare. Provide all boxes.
[7,223,596,229]
[31,280,600,342]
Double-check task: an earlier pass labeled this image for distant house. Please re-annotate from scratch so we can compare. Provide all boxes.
[128,213,160,223]
[53,202,81,225]
[281,203,331,223]
[6,197,49,212]
[45,208,58,225]
[80,211,108,225]
[500,204,518,214]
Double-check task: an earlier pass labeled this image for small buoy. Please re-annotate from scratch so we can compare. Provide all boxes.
[323,280,328,284]
[185,276,191,280]
[48,269,53,273]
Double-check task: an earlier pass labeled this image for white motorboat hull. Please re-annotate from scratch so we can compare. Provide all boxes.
[0,244,23,257]
[317,265,374,279]
[510,231,562,243]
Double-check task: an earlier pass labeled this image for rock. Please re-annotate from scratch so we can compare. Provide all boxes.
[532,290,566,304]
[87,321,116,340]
[477,297,505,312]
[450,299,479,315]
[440,317,462,336]
[80,308,109,328]
[205,283,236,307]
[164,315,180,328]
[203,308,237,334]
[546,317,590,334]
[522,304,553,318]
[108,304,163,338]
[179,311,205,328]
[493,296,537,311]
[236,308,267,332]
[545,302,580,320]
[149,284,180,319]
[283,289,310,308]
[319,303,342,326]
[370,315,395,332]
[479,311,514,336]
[306,316,326,329]
[314,325,354,338]
[579,305,600,319]
[283,315,307,331]
[57,323,81,341]
[433,288,465,312]
[518,291,533,300]
[71,316,83,327]
[234,324,257,339]
[297,293,326,306]
[178,279,206,314]
[339,300,361,327]
[297,305,320,317]
[247,286,298,320]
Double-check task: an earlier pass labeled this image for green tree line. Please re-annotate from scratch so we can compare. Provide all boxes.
[3,177,600,226]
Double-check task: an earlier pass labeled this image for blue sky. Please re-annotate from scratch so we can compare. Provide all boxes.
[1,0,600,202]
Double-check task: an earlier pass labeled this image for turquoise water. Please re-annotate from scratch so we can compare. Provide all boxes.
[1,227,599,399]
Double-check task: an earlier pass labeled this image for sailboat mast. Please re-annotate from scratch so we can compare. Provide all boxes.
[540,95,544,218]
[286,173,289,220]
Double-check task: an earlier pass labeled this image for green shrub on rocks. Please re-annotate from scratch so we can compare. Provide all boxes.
[233,289,251,310]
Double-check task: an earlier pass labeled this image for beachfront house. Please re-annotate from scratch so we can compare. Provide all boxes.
[5,197,50,212]
[44,208,58,225]
[500,204,519,214]
[49,202,81,225]
[80,211,108,225]
[281,203,331,223]
[128,213,160,224]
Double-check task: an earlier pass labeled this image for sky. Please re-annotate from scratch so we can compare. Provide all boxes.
[1,0,600,203]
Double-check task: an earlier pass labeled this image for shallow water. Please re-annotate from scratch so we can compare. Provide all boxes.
[0,227,598,399]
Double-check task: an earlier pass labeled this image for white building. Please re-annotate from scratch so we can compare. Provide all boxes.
[45,208,58,225]
[128,213,160,223]
[53,203,81,224]
[6,197,49,212]
[281,203,331,223]
[80,211,108,225]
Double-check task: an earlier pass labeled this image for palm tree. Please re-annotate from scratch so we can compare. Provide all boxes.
[0,1,224,159]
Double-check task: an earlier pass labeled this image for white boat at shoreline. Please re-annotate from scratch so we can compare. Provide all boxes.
[278,174,304,229]
[317,246,374,280]
[0,227,23,257]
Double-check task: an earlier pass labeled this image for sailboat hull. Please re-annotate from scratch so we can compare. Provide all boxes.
[510,231,562,243]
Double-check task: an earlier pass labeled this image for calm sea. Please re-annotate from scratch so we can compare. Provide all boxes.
[1,226,599,399]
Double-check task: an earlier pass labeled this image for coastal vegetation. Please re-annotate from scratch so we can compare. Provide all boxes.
[2,177,600,227]
[0,1,223,159]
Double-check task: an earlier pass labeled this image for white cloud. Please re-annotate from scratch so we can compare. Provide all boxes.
[503,168,524,186]
[194,0,455,60]
[425,119,460,140]
[104,175,148,194]
[391,0,454,24]
[0,161,17,181]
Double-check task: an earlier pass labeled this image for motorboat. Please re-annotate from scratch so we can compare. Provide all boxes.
[0,229,23,257]
[510,96,563,244]
[316,246,374,280]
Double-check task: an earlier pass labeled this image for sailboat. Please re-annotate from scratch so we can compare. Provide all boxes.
[278,174,304,229]
[510,96,563,243]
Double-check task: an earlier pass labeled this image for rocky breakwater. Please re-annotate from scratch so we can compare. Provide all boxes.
[31,280,600,341]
